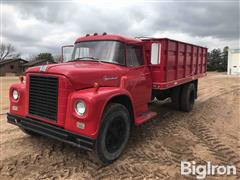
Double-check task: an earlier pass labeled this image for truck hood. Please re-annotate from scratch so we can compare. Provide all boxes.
[26,61,127,90]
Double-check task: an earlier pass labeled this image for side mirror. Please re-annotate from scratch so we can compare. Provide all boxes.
[151,43,161,65]
[61,45,74,62]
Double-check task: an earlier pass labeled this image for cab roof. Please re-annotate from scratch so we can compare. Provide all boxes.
[75,34,142,44]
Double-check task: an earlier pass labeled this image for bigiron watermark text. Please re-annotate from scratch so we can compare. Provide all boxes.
[181,161,236,179]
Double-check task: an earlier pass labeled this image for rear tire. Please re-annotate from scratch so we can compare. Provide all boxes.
[94,103,130,165]
[180,83,195,112]
[170,87,181,110]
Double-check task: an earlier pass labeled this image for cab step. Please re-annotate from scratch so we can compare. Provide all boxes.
[135,111,157,125]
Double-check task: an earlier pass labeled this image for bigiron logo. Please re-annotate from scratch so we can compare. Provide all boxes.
[181,161,236,179]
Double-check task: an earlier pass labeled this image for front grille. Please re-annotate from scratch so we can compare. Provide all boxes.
[29,75,58,121]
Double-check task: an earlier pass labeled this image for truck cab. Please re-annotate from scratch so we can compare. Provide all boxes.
[7,33,207,164]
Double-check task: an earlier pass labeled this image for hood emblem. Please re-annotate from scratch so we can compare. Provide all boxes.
[103,76,118,81]
[39,65,47,72]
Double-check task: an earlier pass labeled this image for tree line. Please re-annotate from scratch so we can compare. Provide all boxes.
[207,46,228,72]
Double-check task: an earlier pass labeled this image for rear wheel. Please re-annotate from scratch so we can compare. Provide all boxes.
[180,83,195,112]
[170,87,181,110]
[94,103,130,165]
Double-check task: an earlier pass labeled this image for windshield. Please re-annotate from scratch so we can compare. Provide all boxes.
[70,41,125,65]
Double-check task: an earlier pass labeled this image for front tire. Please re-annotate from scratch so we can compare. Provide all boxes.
[95,103,130,165]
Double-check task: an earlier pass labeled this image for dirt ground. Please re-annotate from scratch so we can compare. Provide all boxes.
[0,72,239,179]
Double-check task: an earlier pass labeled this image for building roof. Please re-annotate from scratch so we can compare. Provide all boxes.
[0,58,27,66]
[23,58,55,67]
[75,34,142,44]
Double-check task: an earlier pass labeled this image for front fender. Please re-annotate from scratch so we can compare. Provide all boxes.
[9,82,27,117]
[64,87,134,139]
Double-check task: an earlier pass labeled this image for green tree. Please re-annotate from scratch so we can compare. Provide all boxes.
[207,48,222,71]
[36,53,53,61]
[207,47,228,72]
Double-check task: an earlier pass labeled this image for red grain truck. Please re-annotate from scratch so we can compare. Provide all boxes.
[7,33,207,164]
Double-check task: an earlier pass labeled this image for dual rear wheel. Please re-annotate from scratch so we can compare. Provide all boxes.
[171,83,196,112]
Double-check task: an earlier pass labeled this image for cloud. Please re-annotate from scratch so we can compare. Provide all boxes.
[2,0,240,58]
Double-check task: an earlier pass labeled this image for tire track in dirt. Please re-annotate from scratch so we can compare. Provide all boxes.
[125,108,207,179]
[188,88,240,178]
[197,87,240,103]
[189,119,240,178]
[0,142,92,179]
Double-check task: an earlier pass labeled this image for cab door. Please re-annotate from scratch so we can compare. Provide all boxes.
[125,45,152,116]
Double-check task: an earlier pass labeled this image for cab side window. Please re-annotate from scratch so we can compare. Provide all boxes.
[127,45,144,67]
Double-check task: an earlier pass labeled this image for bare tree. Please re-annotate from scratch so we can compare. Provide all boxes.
[0,43,20,61]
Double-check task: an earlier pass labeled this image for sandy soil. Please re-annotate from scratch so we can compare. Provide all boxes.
[0,72,239,179]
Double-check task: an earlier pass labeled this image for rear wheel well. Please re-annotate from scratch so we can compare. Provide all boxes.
[106,95,134,123]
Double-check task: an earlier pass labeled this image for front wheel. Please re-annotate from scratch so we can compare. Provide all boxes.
[94,103,130,165]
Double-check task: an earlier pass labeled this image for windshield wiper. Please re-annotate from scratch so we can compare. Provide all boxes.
[69,56,100,62]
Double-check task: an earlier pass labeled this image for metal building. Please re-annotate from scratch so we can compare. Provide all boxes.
[227,48,240,75]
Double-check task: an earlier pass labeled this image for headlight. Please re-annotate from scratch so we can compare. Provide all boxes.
[75,100,86,116]
[12,89,19,100]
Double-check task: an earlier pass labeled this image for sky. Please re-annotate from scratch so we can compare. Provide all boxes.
[1,0,240,59]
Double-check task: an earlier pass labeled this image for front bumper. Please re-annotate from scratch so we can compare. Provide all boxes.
[7,113,95,151]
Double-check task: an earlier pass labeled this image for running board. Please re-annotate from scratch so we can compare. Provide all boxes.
[135,111,157,125]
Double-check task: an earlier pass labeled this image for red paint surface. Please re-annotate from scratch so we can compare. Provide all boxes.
[9,34,207,139]
[143,38,207,89]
